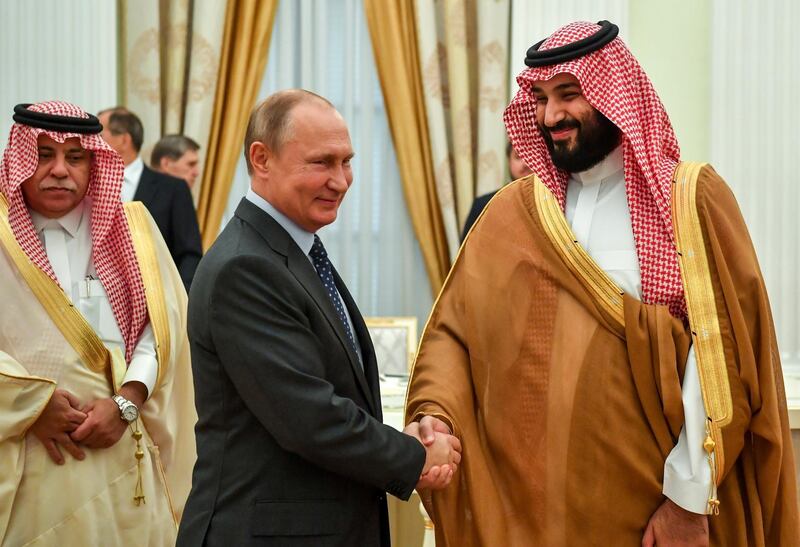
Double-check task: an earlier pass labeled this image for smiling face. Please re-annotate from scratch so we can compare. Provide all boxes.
[252,101,354,233]
[21,135,91,218]
[533,72,621,173]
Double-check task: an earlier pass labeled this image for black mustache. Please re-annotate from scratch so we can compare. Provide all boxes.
[544,120,580,133]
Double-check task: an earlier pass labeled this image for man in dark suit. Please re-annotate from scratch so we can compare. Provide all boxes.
[98,107,202,291]
[460,141,534,241]
[177,90,461,546]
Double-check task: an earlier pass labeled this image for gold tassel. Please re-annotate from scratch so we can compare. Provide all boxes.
[704,422,719,515]
[131,424,146,505]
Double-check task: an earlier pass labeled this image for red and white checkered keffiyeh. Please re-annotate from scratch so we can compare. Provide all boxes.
[0,100,148,363]
[504,21,686,319]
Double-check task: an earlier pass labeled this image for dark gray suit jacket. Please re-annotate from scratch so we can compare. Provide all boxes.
[133,165,202,291]
[177,198,425,547]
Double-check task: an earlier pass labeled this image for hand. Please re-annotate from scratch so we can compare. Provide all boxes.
[70,380,147,449]
[405,416,461,490]
[29,388,87,465]
[421,430,461,473]
[417,433,462,490]
[417,431,461,490]
[70,398,128,449]
[418,415,452,446]
[642,498,709,547]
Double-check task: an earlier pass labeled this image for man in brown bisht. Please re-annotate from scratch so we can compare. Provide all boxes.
[406,20,799,546]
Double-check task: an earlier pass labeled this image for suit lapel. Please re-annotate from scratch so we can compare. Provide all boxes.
[234,199,376,414]
[287,249,377,416]
[133,166,159,204]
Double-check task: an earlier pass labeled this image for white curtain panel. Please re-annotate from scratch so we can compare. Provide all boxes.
[710,0,800,386]
[222,0,433,329]
[0,0,118,145]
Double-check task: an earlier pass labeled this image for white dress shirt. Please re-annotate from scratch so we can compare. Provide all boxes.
[121,156,144,203]
[245,189,363,366]
[30,198,158,398]
[564,146,714,514]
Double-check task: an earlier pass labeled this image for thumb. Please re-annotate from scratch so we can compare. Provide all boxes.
[419,416,437,446]
[641,520,655,547]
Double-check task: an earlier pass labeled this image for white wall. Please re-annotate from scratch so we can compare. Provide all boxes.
[710,0,800,394]
[0,0,118,146]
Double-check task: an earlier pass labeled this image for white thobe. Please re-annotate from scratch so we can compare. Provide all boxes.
[565,146,714,514]
[30,199,157,398]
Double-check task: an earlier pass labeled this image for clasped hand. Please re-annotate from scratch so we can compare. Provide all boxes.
[404,415,462,490]
[30,388,130,464]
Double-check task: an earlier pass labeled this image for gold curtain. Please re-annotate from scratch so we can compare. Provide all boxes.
[196,0,278,249]
[364,0,450,295]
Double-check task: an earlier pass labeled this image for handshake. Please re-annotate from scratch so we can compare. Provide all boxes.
[403,415,462,490]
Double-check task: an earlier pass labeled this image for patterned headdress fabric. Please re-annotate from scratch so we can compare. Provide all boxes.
[0,101,148,362]
[504,21,686,319]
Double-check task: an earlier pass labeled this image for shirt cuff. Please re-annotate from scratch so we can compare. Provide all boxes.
[663,462,714,514]
[121,323,157,399]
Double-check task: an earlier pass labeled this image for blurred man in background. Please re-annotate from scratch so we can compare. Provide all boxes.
[151,134,201,189]
[460,142,533,240]
[98,107,202,290]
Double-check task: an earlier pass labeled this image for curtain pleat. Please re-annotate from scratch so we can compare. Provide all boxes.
[363,0,450,295]
[195,0,279,249]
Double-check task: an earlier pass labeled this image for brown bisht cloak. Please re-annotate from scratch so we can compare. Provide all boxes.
[405,163,799,546]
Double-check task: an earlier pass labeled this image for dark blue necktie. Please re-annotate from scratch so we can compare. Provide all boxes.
[309,235,359,357]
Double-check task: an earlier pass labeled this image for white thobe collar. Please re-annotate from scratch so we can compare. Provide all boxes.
[121,156,144,202]
[245,189,316,255]
[30,199,86,238]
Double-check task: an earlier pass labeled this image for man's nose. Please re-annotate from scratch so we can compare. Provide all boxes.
[49,155,69,178]
[329,165,351,191]
[543,101,566,128]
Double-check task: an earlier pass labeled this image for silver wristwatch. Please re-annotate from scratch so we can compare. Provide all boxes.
[112,394,139,423]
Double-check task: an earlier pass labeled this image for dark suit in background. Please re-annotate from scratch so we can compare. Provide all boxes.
[460,189,499,241]
[177,198,425,547]
[133,165,202,290]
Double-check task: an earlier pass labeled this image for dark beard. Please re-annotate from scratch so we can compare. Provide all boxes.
[539,109,621,173]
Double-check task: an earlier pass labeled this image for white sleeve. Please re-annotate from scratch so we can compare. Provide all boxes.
[121,323,157,400]
[662,345,715,514]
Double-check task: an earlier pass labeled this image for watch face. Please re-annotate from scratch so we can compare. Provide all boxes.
[122,405,138,422]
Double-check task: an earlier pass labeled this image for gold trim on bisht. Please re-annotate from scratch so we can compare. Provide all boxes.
[0,192,110,373]
[533,177,625,327]
[672,161,731,510]
[123,202,169,389]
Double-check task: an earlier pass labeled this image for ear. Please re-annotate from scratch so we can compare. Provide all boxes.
[249,142,271,176]
[158,157,172,171]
